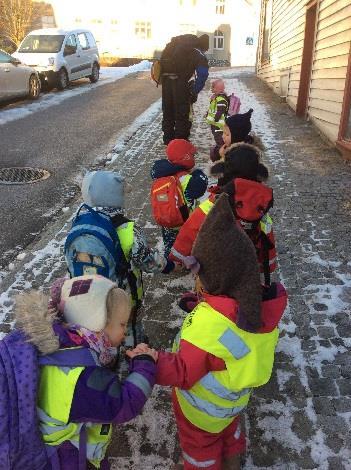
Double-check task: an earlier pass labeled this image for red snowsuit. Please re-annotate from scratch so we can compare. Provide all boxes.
[156,287,287,469]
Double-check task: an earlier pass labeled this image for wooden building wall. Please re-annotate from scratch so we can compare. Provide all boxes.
[257,0,351,144]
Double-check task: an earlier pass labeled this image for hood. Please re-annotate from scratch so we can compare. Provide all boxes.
[150,159,187,179]
[211,142,269,185]
[13,52,55,68]
[14,291,60,355]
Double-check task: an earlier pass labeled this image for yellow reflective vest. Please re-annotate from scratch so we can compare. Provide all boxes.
[38,358,112,469]
[206,94,228,129]
[173,302,279,433]
[179,173,193,210]
[117,221,143,305]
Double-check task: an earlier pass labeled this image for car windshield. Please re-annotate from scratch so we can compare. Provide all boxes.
[18,35,65,53]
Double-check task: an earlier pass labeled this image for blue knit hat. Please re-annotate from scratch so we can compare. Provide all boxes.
[81,171,125,208]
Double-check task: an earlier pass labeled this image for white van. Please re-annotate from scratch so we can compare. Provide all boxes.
[14,28,100,90]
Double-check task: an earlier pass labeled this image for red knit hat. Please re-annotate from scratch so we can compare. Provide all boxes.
[166,139,196,169]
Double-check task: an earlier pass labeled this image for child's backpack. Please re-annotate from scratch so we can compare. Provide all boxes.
[64,204,127,282]
[151,59,162,86]
[151,175,189,228]
[228,93,241,116]
[225,178,274,285]
[0,329,98,470]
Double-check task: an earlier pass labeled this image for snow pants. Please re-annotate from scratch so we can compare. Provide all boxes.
[172,390,246,470]
[162,75,192,144]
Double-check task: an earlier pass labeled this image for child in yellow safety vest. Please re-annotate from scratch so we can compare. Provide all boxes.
[16,274,157,470]
[75,170,175,348]
[206,79,229,162]
[145,194,288,470]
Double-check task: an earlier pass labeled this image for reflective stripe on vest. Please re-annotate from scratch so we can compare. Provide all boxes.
[179,174,192,210]
[199,199,214,215]
[117,221,143,303]
[38,362,112,467]
[183,451,216,468]
[260,214,273,235]
[206,95,228,129]
[174,302,279,433]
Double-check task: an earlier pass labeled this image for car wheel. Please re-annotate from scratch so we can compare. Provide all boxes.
[57,68,68,90]
[28,75,41,100]
[89,62,99,83]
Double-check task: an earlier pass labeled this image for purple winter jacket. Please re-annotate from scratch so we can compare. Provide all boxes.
[44,325,156,469]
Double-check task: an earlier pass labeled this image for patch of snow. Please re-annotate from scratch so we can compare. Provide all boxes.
[0,61,152,126]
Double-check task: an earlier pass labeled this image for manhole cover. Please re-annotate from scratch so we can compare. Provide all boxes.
[0,167,50,185]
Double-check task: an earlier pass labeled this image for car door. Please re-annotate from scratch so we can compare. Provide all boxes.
[62,33,82,80]
[0,50,27,99]
[6,57,29,98]
[0,50,10,99]
[76,32,93,78]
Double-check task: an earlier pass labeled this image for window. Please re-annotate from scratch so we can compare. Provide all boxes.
[18,35,65,53]
[77,32,90,50]
[135,21,151,39]
[261,0,272,63]
[91,19,103,24]
[75,17,82,23]
[246,37,254,46]
[179,23,196,35]
[216,0,225,14]
[42,16,55,25]
[214,30,224,50]
[0,51,11,63]
[111,19,118,25]
[66,34,77,48]
[64,34,77,55]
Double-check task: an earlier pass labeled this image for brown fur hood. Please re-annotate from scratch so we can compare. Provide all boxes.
[14,291,60,355]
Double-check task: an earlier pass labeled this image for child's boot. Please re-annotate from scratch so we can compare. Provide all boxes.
[222,454,241,470]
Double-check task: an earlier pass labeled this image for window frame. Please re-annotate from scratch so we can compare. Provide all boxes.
[134,21,152,40]
[213,30,224,50]
[216,0,225,15]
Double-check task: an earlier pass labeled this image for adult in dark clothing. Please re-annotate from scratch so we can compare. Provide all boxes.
[161,34,209,145]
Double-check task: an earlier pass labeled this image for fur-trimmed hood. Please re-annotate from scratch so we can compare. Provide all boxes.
[211,142,269,185]
[14,291,60,355]
[223,138,264,158]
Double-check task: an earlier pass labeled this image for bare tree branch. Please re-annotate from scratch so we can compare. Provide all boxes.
[0,0,34,47]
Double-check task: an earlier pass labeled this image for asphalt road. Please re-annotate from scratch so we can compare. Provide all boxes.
[0,72,161,267]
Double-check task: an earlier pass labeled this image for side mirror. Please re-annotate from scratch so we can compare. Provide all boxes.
[11,58,21,66]
[64,45,76,56]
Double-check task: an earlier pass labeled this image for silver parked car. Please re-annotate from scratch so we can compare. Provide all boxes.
[0,49,41,102]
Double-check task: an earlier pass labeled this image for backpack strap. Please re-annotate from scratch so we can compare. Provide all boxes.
[260,232,273,287]
[38,347,99,367]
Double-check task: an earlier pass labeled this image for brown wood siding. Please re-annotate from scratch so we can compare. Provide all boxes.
[308,1,351,142]
[257,0,351,144]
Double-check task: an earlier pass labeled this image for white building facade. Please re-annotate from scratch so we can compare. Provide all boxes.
[47,0,260,66]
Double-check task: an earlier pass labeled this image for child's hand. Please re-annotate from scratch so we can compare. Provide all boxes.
[126,344,159,362]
